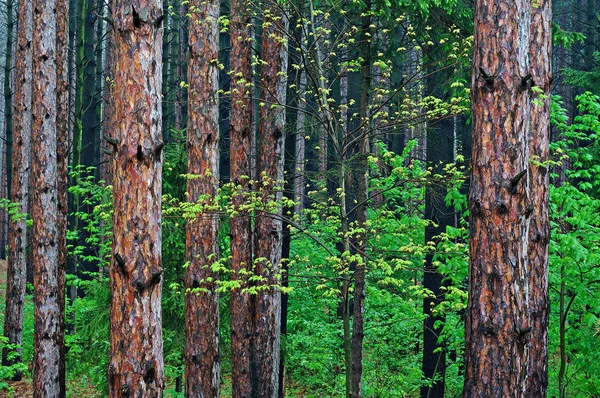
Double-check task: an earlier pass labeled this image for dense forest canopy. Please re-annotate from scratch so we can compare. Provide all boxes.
[0,0,599,396]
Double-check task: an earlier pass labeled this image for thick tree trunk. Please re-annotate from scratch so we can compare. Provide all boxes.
[184,1,221,396]
[464,0,551,396]
[253,2,289,396]
[229,0,254,395]
[525,1,551,394]
[108,1,165,395]
[2,0,32,380]
[56,0,70,391]
[31,0,67,393]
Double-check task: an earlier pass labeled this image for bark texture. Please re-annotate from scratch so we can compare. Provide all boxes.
[184,1,221,396]
[524,1,551,395]
[56,0,70,392]
[229,0,254,395]
[253,2,289,396]
[108,0,164,395]
[31,0,67,394]
[2,0,32,379]
[464,0,551,396]
[0,0,14,261]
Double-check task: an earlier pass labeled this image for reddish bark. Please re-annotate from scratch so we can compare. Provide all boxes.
[2,0,32,380]
[525,1,552,395]
[184,1,221,396]
[229,0,254,395]
[56,0,70,392]
[31,0,66,395]
[464,0,551,396]
[253,2,289,396]
[108,1,165,395]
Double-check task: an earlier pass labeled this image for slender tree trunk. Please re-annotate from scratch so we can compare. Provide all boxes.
[421,63,455,398]
[351,6,371,396]
[2,0,32,380]
[558,264,566,398]
[337,163,352,398]
[100,0,115,183]
[463,0,551,395]
[108,1,165,395]
[421,115,454,398]
[229,0,255,395]
[253,1,289,395]
[184,1,221,396]
[31,0,67,393]
[175,2,187,131]
[293,70,307,217]
[0,0,14,261]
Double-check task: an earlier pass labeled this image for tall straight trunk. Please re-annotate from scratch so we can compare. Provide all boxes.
[56,0,70,390]
[0,0,14,261]
[421,115,454,398]
[293,70,306,217]
[421,64,455,398]
[175,2,187,131]
[464,0,551,395]
[31,0,67,393]
[108,0,165,395]
[160,0,173,141]
[94,0,105,172]
[167,3,179,132]
[184,1,221,396]
[2,0,32,380]
[253,1,289,396]
[525,1,551,394]
[351,5,371,396]
[80,0,99,171]
[229,0,254,394]
[100,0,115,183]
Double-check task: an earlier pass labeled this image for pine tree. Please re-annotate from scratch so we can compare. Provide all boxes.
[107,1,165,394]
[464,0,551,395]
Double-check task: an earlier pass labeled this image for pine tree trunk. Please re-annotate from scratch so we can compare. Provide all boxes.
[525,1,551,394]
[108,1,165,395]
[229,0,254,394]
[464,0,551,395]
[253,1,289,395]
[31,0,67,393]
[0,0,14,261]
[184,1,221,396]
[2,0,32,380]
[56,0,70,390]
